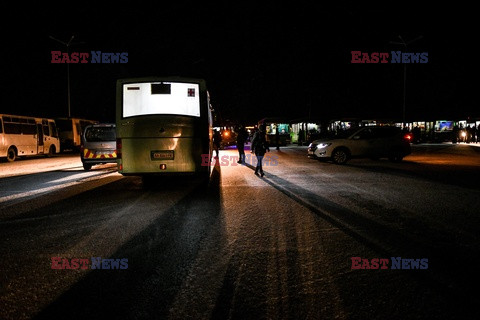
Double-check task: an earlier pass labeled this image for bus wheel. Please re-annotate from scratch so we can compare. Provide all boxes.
[7,147,16,162]
[47,145,56,157]
[83,163,92,171]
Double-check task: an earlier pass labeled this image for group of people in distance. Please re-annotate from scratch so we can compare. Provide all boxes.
[212,124,272,177]
[452,123,479,144]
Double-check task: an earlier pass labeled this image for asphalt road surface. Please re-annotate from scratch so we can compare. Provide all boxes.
[1,144,479,319]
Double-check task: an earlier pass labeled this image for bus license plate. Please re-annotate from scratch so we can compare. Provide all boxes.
[151,150,174,160]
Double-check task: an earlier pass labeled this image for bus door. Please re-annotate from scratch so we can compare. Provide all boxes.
[37,123,44,154]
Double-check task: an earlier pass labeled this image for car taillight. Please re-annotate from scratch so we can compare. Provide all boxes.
[403,133,412,142]
[116,138,122,159]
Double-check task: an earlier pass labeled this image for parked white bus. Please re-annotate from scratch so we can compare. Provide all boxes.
[116,77,213,179]
[55,117,98,152]
[0,114,60,162]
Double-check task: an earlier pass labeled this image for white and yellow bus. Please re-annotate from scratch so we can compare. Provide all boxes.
[116,77,213,179]
[55,117,98,152]
[0,114,60,162]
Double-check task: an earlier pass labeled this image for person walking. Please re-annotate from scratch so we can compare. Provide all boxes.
[298,129,304,146]
[275,125,280,150]
[471,125,477,144]
[412,125,421,144]
[466,125,472,143]
[251,125,269,177]
[452,124,459,144]
[236,125,247,163]
[213,129,222,158]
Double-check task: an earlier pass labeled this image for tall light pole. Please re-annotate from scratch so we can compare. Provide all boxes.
[390,35,423,128]
[49,35,84,118]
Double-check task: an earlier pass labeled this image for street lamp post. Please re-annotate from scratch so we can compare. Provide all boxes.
[390,35,423,128]
[49,35,83,118]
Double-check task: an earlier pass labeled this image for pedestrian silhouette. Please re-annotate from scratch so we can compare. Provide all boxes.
[412,126,421,144]
[251,125,269,177]
[213,129,222,158]
[275,126,280,150]
[452,124,459,144]
[236,125,247,163]
[298,129,304,146]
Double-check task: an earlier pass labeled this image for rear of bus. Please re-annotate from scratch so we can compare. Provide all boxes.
[116,77,212,178]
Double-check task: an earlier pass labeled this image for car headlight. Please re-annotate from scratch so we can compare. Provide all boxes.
[317,143,332,148]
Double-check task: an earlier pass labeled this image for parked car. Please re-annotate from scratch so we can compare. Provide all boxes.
[307,126,411,164]
[80,123,117,170]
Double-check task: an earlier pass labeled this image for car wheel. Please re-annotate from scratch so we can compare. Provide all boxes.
[83,163,92,171]
[7,147,17,162]
[389,149,404,162]
[332,148,349,164]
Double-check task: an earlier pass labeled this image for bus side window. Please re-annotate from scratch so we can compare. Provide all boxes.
[4,121,21,134]
[42,119,49,136]
[22,122,37,135]
[49,122,58,138]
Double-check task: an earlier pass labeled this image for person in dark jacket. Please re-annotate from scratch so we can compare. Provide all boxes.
[275,126,280,150]
[251,125,269,177]
[452,124,459,144]
[412,126,421,144]
[213,129,222,158]
[236,125,247,163]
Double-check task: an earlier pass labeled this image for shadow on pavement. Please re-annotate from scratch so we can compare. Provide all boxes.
[347,159,480,190]
[35,159,223,319]
[243,162,479,318]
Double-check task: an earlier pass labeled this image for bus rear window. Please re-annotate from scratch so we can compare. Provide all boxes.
[85,127,116,142]
[123,82,200,118]
[151,83,171,94]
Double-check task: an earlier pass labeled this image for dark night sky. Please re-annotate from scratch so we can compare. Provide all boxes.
[1,4,477,125]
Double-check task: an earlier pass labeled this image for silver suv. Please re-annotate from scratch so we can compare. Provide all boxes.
[80,123,117,170]
[308,126,411,164]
